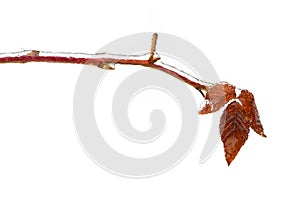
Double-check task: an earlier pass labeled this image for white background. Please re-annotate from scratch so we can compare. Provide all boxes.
[0,0,299,206]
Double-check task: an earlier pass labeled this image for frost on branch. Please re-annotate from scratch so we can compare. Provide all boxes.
[0,33,267,166]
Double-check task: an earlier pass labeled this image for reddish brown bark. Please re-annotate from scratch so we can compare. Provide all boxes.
[0,54,207,93]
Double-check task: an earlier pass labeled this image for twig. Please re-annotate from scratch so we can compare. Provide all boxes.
[149,33,159,64]
[0,34,208,96]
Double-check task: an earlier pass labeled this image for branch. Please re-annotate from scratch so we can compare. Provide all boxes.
[0,33,267,166]
[0,34,208,96]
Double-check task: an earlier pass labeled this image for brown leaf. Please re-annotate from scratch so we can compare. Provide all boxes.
[220,101,250,165]
[199,83,236,114]
[238,90,267,137]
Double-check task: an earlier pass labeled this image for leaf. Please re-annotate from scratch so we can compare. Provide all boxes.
[199,83,236,114]
[238,90,267,137]
[219,101,250,165]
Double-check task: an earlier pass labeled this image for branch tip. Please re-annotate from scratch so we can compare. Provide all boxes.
[149,33,158,63]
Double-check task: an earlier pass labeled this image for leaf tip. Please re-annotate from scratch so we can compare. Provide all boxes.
[226,159,232,166]
[261,132,267,138]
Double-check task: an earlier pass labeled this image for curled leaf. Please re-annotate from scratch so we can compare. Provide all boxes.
[238,90,267,137]
[199,83,236,114]
[220,101,250,165]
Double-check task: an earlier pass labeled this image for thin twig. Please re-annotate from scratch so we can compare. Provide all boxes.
[149,33,159,63]
[0,34,208,95]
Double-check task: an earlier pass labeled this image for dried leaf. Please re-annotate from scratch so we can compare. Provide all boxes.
[238,90,267,137]
[199,83,236,114]
[220,101,250,165]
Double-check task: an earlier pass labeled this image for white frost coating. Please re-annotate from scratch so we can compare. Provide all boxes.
[0,49,149,59]
[199,100,209,112]
[235,87,242,97]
